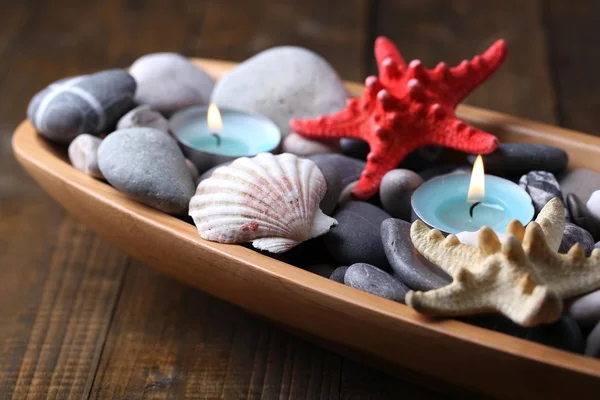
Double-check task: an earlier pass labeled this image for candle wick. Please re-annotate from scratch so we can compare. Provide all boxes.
[211,132,221,147]
[469,201,481,218]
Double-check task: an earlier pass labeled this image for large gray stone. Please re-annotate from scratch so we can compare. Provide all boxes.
[309,154,366,188]
[211,47,348,137]
[468,143,568,178]
[566,289,600,328]
[98,128,195,214]
[344,263,409,302]
[381,218,451,291]
[27,70,136,143]
[324,201,390,268]
[130,53,214,115]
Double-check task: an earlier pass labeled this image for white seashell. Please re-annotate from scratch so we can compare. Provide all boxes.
[189,153,338,253]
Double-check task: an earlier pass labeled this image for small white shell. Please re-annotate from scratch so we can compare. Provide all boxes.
[189,153,337,253]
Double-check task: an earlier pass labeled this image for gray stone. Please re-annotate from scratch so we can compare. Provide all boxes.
[468,143,568,178]
[68,134,104,179]
[212,46,347,137]
[185,159,199,182]
[558,168,600,203]
[116,104,169,134]
[585,321,600,357]
[338,180,358,206]
[340,138,369,160]
[27,70,136,143]
[282,133,340,156]
[344,263,409,302]
[305,264,336,278]
[587,190,600,225]
[309,154,365,187]
[379,169,423,221]
[324,201,391,268]
[567,193,600,240]
[329,266,348,283]
[130,53,215,115]
[566,289,600,328]
[98,128,195,214]
[381,218,451,291]
[315,162,342,216]
[519,171,566,216]
[559,222,594,256]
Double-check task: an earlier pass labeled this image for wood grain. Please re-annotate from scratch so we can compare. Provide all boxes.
[13,60,600,398]
[375,0,556,124]
[544,0,600,135]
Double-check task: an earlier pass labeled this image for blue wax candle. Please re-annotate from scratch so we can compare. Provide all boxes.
[170,105,281,171]
[411,174,534,234]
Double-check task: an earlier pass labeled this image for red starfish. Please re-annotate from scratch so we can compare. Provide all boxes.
[290,37,506,199]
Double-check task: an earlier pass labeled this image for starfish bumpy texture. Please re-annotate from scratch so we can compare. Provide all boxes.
[407,199,600,327]
[290,37,507,199]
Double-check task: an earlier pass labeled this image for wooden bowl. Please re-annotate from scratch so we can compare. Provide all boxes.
[12,59,600,397]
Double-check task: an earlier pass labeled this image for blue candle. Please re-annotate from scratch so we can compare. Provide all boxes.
[170,104,281,172]
[411,158,534,234]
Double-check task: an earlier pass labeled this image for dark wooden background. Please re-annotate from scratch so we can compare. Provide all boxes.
[1,0,598,398]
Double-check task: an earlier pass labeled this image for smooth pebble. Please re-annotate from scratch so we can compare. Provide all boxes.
[116,104,169,134]
[586,321,600,357]
[185,159,200,182]
[381,218,451,291]
[558,222,594,256]
[566,289,600,328]
[315,162,342,215]
[340,138,369,160]
[68,134,104,178]
[325,201,391,268]
[418,164,470,181]
[27,70,136,143]
[211,47,347,137]
[379,169,423,221]
[130,53,214,115]
[329,266,348,283]
[468,143,568,178]
[282,133,339,156]
[309,154,365,187]
[344,263,409,302]
[98,128,195,214]
[338,180,358,206]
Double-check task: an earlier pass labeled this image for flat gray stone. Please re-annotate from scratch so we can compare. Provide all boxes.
[130,52,214,115]
[381,218,451,291]
[379,169,423,221]
[329,266,348,283]
[468,143,568,178]
[315,161,342,216]
[117,104,169,134]
[324,201,391,268]
[344,263,408,302]
[585,321,600,357]
[28,70,136,143]
[566,289,600,328]
[309,154,366,187]
[559,168,600,203]
[211,46,347,137]
[98,128,195,214]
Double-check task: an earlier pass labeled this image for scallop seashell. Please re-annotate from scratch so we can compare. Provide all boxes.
[189,153,338,253]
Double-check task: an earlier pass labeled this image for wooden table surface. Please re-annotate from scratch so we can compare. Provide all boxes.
[1,0,599,398]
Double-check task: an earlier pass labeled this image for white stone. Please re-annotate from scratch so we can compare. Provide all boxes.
[68,134,104,178]
[587,190,600,223]
[282,133,339,156]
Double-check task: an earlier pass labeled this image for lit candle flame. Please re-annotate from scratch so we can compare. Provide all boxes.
[207,103,223,133]
[467,154,485,203]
